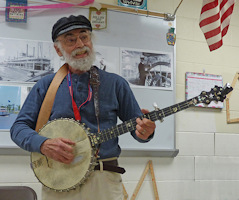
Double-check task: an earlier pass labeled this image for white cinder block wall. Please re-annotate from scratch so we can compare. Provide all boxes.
[1,0,239,199]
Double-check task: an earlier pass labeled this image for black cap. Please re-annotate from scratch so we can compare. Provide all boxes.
[52,15,92,42]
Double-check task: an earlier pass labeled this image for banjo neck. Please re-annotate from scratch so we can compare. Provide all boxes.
[89,97,198,147]
[89,83,233,147]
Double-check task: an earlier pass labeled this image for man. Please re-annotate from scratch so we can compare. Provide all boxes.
[10,15,156,200]
[138,56,147,85]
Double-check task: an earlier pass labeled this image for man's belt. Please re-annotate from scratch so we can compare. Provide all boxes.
[94,160,126,174]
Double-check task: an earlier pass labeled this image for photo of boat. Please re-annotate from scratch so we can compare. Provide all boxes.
[0,86,21,129]
[0,106,9,116]
[0,38,57,82]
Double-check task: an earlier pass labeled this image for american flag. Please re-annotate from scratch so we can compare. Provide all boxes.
[199,0,235,51]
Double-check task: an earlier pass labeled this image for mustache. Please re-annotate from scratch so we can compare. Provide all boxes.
[71,47,90,57]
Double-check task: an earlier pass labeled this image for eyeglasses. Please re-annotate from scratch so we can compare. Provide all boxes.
[57,32,91,47]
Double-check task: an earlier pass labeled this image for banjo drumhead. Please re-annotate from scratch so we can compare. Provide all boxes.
[31,118,96,191]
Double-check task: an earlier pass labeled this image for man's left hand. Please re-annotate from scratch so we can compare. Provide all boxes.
[135,109,156,140]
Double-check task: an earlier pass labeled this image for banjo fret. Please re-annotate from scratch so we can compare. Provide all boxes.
[120,124,125,134]
[115,126,120,137]
[125,122,131,132]
[120,123,127,134]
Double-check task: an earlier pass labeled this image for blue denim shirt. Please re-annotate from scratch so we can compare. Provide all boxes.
[10,67,151,159]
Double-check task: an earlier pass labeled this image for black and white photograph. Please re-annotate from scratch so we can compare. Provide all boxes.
[120,48,173,90]
[0,37,57,82]
[94,45,119,74]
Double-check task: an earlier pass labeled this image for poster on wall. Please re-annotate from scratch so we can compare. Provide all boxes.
[0,37,58,82]
[89,7,107,30]
[118,0,147,10]
[0,85,20,130]
[94,45,119,74]
[5,0,27,23]
[186,72,223,108]
[120,48,173,90]
[0,85,32,130]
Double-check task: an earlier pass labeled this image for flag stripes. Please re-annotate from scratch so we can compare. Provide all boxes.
[199,0,234,51]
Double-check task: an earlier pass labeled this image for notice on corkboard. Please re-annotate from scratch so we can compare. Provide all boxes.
[186,72,223,108]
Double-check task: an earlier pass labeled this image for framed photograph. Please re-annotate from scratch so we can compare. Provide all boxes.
[120,48,173,90]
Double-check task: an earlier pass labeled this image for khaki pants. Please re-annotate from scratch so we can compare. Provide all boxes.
[42,170,124,200]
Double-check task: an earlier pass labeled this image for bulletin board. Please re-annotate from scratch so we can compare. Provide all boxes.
[186,72,223,108]
[0,6,177,157]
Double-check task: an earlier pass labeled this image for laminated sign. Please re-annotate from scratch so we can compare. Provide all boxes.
[5,0,27,23]
[118,0,147,10]
[89,8,107,30]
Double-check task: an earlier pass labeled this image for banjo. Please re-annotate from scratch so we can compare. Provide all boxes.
[31,84,233,192]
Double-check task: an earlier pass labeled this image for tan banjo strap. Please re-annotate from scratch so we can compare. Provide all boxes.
[35,63,68,132]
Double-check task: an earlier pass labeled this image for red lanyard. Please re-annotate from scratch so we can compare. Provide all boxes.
[67,71,92,122]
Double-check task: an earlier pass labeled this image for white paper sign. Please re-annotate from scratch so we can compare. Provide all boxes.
[186,72,223,108]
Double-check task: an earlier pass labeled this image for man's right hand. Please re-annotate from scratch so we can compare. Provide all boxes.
[40,138,75,164]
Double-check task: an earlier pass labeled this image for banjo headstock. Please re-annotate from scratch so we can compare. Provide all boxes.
[197,83,233,105]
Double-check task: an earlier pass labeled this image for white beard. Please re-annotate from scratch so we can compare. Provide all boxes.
[58,44,95,72]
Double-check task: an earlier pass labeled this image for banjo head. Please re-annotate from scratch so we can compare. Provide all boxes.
[31,118,97,192]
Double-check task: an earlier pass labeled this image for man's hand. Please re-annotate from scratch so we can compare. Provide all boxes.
[40,138,75,164]
[136,109,156,140]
